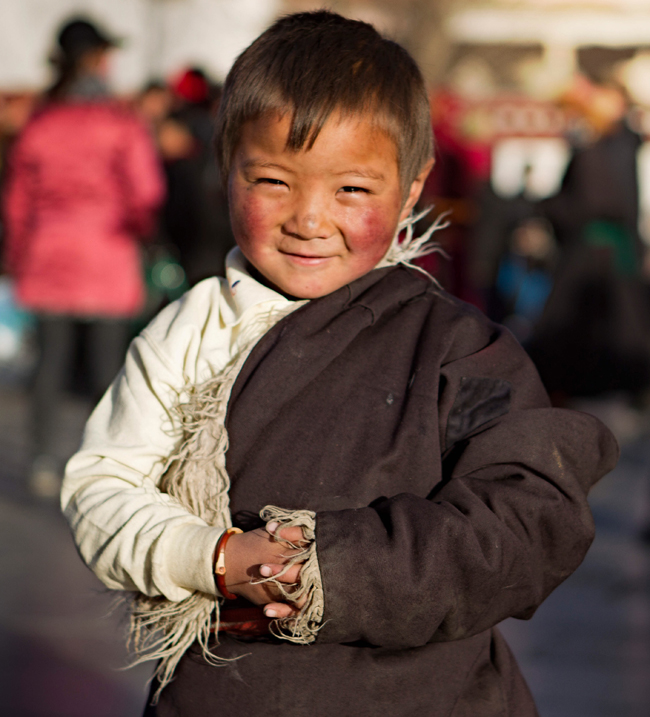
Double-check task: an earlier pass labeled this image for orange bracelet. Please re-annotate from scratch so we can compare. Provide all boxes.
[214,527,243,600]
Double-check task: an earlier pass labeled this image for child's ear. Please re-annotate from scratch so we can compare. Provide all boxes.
[399,158,435,222]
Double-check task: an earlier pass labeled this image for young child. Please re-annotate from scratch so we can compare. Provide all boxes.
[62,11,618,716]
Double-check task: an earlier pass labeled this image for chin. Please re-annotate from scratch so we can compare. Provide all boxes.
[284,284,332,300]
[266,272,336,300]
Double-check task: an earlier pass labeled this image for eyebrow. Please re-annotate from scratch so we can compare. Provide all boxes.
[242,159,295,173]
[242,159,385,182]
[335,168,386,181]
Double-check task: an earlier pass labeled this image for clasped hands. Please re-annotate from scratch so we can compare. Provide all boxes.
[223,522,307,618]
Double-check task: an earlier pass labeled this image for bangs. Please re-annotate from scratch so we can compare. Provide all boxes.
[215,11,433,193]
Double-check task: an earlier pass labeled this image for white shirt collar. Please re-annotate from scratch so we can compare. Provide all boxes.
[222,247,296,326]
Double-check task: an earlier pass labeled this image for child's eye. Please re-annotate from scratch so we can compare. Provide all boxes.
[340,186,369,194]
[256,177,286,187]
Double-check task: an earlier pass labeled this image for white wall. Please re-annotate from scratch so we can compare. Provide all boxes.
[152,0,279,82]
[0,0,279,92]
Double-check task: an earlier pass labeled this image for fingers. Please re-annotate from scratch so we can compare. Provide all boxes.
[223,523,309,606]
[263,601,299,619]
[257,562,307,614]
[259,562,302,583]
[266,522,307,546]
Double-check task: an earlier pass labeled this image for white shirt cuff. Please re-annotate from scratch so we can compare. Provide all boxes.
[165,523,224,596]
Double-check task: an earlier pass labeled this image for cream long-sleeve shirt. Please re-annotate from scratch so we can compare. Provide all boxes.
[61,248,298,602]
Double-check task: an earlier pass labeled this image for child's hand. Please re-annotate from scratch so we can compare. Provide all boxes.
[223,523,307,616]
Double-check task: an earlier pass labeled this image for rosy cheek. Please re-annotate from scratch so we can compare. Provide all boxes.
[347,207,396,257]
[232,192,269,246]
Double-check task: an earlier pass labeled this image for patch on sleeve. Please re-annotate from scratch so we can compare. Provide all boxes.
[446,377,511,448]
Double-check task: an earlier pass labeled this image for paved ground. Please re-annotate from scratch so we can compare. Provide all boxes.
[0,384,649,716]
[0,386,153,717]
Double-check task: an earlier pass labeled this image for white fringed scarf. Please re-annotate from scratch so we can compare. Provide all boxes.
[127,209,448,702]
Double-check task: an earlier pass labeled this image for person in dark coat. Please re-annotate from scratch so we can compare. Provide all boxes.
[61,12,618,716]
[529,81,650,397]
[160,69,234,284]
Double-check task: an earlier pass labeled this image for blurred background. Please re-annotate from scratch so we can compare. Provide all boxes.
[1,1,650,715]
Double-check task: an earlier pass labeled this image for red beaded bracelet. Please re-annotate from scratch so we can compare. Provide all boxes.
[214,527,243,600]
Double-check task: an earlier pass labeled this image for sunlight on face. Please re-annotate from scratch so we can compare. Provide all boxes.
[228,111,427,298]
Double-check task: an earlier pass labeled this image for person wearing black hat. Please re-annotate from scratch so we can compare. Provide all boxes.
[48,16,121,100]
[2,16,165,498]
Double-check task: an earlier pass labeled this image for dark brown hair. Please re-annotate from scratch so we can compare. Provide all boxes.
[214,10,433,194]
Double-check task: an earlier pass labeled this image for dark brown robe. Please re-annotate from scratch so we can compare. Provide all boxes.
[147,265,618,716]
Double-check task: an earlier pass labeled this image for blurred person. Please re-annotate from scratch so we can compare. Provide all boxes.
[160,68,234,284]
[544,80,641,254]
[0,92,37,175]
[133,80,193,323]
[495,216,557,342]
[1,16,165,497]
[420,85,492,308]
[472,179,537,322]
[0,93,37,251]
[529,79,650,399]
[135,80,174,135]
[170,67,216,149]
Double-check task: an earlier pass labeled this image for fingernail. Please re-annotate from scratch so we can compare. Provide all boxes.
[259,565,272,577]
[266,521,279,534]
[265,608,277,617]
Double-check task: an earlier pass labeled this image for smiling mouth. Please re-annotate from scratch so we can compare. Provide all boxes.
[281,251,336,265]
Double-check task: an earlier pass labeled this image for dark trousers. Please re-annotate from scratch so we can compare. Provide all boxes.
[32,316,130,460]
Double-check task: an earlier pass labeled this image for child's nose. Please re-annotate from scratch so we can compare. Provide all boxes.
[283,196,331,239]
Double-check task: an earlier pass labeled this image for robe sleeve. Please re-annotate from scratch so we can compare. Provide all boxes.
[313,323,619,647]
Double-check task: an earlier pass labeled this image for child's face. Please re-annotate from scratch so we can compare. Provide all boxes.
[229,111,430,298]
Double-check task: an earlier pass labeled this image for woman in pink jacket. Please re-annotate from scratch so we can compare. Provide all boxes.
[2,17,165,496]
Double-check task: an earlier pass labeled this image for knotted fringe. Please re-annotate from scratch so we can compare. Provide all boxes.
[379,206,450,282]
[128,304,302,703]
[125,214,448,702]
[127,592,216,703]
[256,506,323,643]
